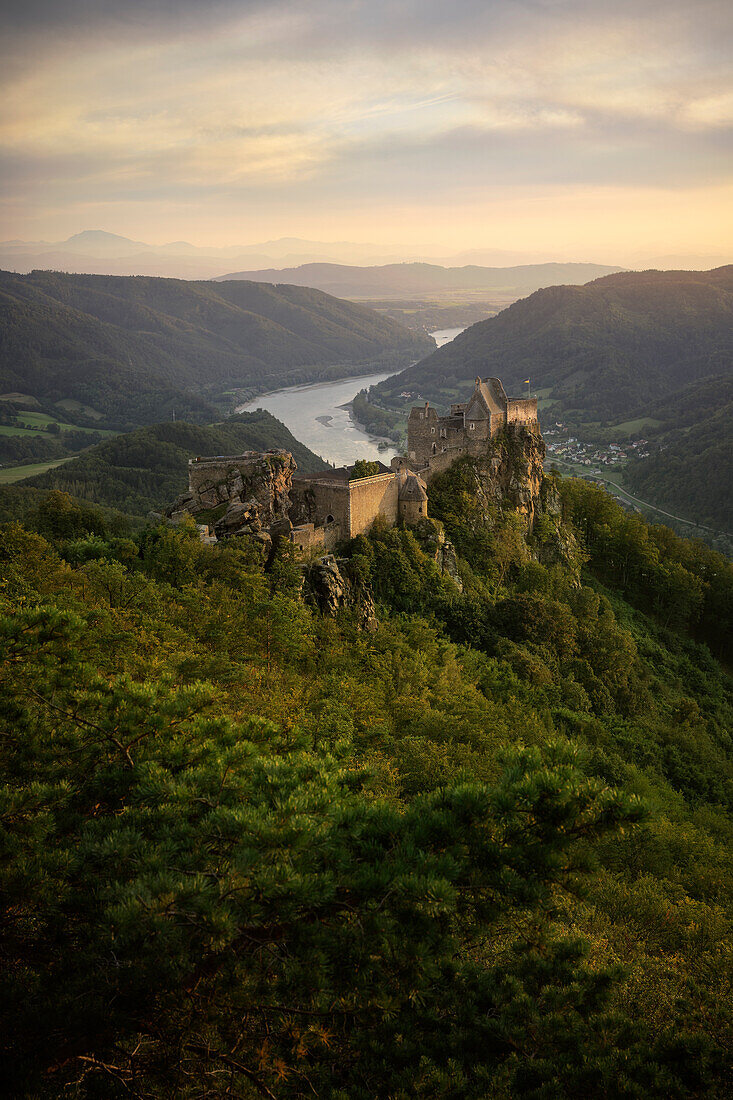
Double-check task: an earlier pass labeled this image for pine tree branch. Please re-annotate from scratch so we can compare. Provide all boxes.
[184,1044,278,1099]
[26,687,135,767]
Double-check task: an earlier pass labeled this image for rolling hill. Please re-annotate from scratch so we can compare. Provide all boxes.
[214,260,624,299]
[367,267,733,533]
[0,270,432,432]
[18,411,329,516]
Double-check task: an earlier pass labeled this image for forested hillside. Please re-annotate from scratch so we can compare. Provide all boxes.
[624,382,733,527]
[17,411,328,515]
[368,267,733,532]
[0,270,432,433]
[1,464,732,1097]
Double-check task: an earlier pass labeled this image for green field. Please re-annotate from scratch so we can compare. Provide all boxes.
[0,424,47,437]
[610,416,663,434]
[0,458,73,483]
[15,411,114,436]
[55,399,105,420]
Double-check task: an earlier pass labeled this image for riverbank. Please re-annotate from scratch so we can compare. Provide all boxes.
[236,370,400,466]
[235,329,464,467]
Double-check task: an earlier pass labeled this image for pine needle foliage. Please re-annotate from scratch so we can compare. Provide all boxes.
[0,485,731,1097]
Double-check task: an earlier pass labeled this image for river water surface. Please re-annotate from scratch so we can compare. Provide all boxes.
[237,327,464,466]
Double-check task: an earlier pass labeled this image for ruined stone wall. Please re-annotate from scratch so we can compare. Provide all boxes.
[289,478,350,536]
[420,448,463,482]
[439,422,467,450]
[290,523,323,552]
[506,397,538,424]
[348,473,399,536]
[186,452,294,522]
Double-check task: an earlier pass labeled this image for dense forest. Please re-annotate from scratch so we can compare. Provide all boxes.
[17,411,328,515]
[367,268,733,531]
[624,387,732,528]
[0,270,432,436]
[1,458,732,1097]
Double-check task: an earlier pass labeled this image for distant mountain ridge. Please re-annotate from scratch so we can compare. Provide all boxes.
[368,266,733,533]
[0,230,627,282]
[214,261,625,299]
[0,269,432,430]
[0,231,414,279]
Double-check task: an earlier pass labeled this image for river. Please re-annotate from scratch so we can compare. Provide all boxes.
[236,327,464,467]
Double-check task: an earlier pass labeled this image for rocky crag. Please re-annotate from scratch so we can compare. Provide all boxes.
[165,410,564,619]
[411,517,463,592]
[168,450,296,555]
[463,422,545,530]
[304,556,378,631]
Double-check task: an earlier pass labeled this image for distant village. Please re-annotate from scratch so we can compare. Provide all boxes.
[395,398,658,478]
[543,423,655,474]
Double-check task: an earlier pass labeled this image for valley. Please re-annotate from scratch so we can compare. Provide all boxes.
[4,0,733,1093]
[362,267,733,546]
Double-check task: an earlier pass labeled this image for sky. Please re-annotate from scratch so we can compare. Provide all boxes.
[1,0,732,265]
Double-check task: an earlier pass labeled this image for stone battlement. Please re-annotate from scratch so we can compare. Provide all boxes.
[189,450,290,469]
[406,377,538,476]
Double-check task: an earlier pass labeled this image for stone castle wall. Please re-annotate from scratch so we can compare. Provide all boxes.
[407,405,439,464]
[347,473,400,536]
[407,382,539,469]
[291,471,400,539]
[399,498,425,524]
[290,477,350,538]
[506,397,539,424]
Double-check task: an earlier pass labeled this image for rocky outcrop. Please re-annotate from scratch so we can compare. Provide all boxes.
[489,424,545,529]
[411,517,463,591]
[304,555,378,631]
[439,538,462,590]
[167,451,296,541]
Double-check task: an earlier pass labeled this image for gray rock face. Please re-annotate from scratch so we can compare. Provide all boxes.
[167,451,297,542]
[214,499,259,539]
[411,517,463,592]
[437,538,462,591]
[305,555,377,631]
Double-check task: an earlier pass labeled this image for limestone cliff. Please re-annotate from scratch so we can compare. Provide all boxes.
[487,423,546,529]
[432,424,545,531]
[427,425,582,575]
[411,517,463,591]
[304,555,378,630]
[168,451,296,541]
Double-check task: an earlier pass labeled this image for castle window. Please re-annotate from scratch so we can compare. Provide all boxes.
[469,422,476,431]
[431,427,435,434]
[326,514,335,524]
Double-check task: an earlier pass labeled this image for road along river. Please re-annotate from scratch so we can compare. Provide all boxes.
[236,328,464,467]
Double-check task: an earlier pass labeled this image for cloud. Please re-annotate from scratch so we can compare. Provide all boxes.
[0,0,731,254]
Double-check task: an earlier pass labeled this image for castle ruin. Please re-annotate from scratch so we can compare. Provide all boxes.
[169,453,427,553]
[401,376,538,482]
[168,376,539,550]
